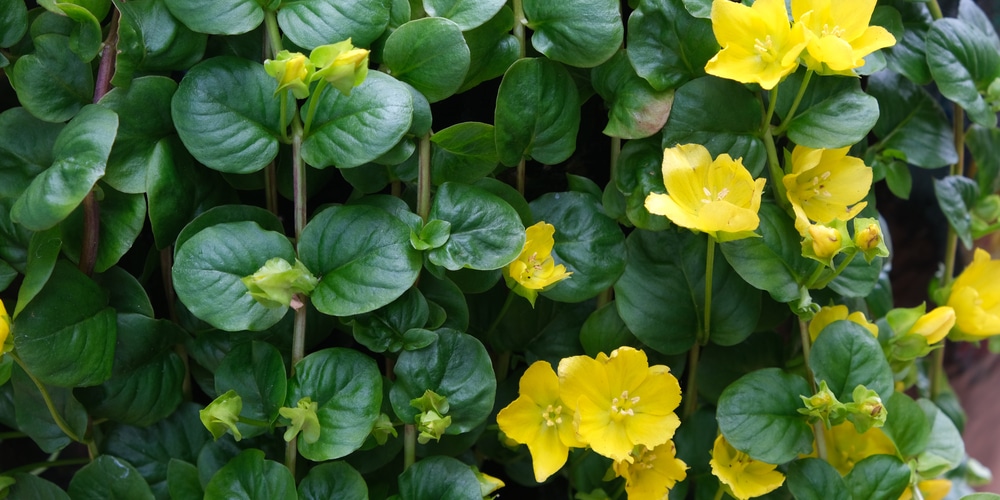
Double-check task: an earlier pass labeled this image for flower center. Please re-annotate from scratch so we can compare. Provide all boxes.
[809,171,832,198]
[700,187,730,204]
[754,35,776,63]
[610,390,641,420]
[541,404,563,427]
[821,24,845,38]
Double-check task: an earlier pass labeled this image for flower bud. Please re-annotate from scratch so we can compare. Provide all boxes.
[845,385,886,433]
[370,413,398,445]
[910,306,956,344]
[410,389,449,415]
[310,38,370,96]
[416,409,452,444]
[852,217,890,263]
[241,258,319,309]
[264,50,314,99]
[200,390,243,441]
[279,397,321,444]
[797,380,847,427]
[809,224,843,259]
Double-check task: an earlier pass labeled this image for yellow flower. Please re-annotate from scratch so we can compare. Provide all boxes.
[644,144,766,241]
[705,0,807,89]
[791,0,896,75]
[899,479,951,500]
[809,304,878,342]
[806,223,846,260]
[910,306,956,344]
[710,434,785,500]
[496,361,584,482]
[264,50,314,99]
[310,38,370,96]
[503,222,571,307]
[612,442,688,500]
[820,421,896,475]
[946,248,1000,339]
[0,299,9,353]
[784,146,872,233]
[558,346,682,463]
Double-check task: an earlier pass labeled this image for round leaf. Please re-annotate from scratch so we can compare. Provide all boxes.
[716,368,814,464]
[522,0,623,68]
[787,458,849,500]
[299,204,420,317]
[277,0,390,50]
[173,204,283,258]
[8,34,93,122]
[115,0,207,87]
[11,104,118,231]
[383,17,470,103]
[11,363,89,453]
[215,341,287,439]
[6,473,70,500]
[424,0,504,30]
[162,0,263,35]
[580,301,638,358]
[13,260,116,388]
[495,58,580,166]
[426,182,525,271]
[627,0,716,90]
[68,456,154,500]
[592,50,675,139]
[776,69,881,149]
[298,461,368,500]
[530,191,627,302]
[614,229,761,354]
[0,0,28,47]
[459,6,519,92]
[301,71,414,169]
[203,450,296,500]
[172,221,295,331]
[868,71,957,169]
[171,57,288,174]
[810,320,894,402]
[0,107,62,200]
[927,17,1000,128]
[389,329,496,433]
[60,185,146,273]
[844,455,910,500]
[430,122,499,185]
[398,455,481,500]
[286,348,383,461]
[882,392,930,459]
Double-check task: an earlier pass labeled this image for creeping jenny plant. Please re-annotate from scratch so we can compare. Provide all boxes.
[1,0,1000,498]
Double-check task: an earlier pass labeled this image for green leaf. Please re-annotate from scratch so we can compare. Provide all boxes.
[298,461,368,500]
[883,159,913,199]
[41,3,103,62]
[614,229,761,354]
[173,204,283,258]
[786,458,849,500]
[698,331,784,404]
[215,341,286,439]
[811,320,894,402]
[298,204,421,317]
[579,301,638,358]
[423,0,504,30]
[11,363,88,453]
[662,76,765,175]
[172,221,295,331]
[0,0,28,47]
[75,314,184,426]
[626,0,716,90]
[60,185,146,273]
[592,49,674,139]
[844,454,910,500]
[426,182,525,271]
[826,255,884,299]
[286,348,383,461]
[720,203,815,304]
[101,404,209,499]
[11,104,118,231]
[884,5,933,85]
[934,175,979,250]
[203,449,296,500]
[882,392,930,458]
[383,17,469,103]
[171,57,288,174]
[14,260,116,387]
[967,124,1000,196]
[0,107,62,200]
[390,329,496,433]
[522,0,622,68]
[916,399,965,476]
[458,6,519,92]
[5,473,70,500]
[68,456,154,500]
[114,0,207,88]
[351,288,430,353]
[98,76,178,193]
[868,70,957,169]
[776,69,880,149]
[398,455,482,500]
[927,17,1000,127]
[167,460,203,500]
[495,58,580,166]
[430,122,499,185]
[530,191,627,302]
[716,367,814,464]
[161,0,263,35]
[8,34,93,122]
[277,0,390,50]
[14,227,61,318]
[302,71,414,169]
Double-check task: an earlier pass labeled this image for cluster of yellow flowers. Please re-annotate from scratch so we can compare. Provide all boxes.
[264,38,370,98]
[496,347,686,497]
[705,0,896,89]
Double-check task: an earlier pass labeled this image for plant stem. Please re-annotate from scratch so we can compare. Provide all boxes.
[238,416,271,427]
[417,133,432,222]
[264,162,279,215]
[683,341,700,418]
[713,484,726,500]
[928,0,943,20]
[9,354,84,443]
[799,317,816,391]
[516,158,526,196]
[291,118,306,241]
[264,10,283,57]
[698,238,716,345]
[403,424,416,470]
[762,126,790,212]
[285,436,298,478]
[302,80,328,136]
[1,458,90,476]
[0,431,26,440]
[484,290,515,340]
[291,301,307,374]
[513,0,526,58]
[773,70,813,136]
[160,249,192,400]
